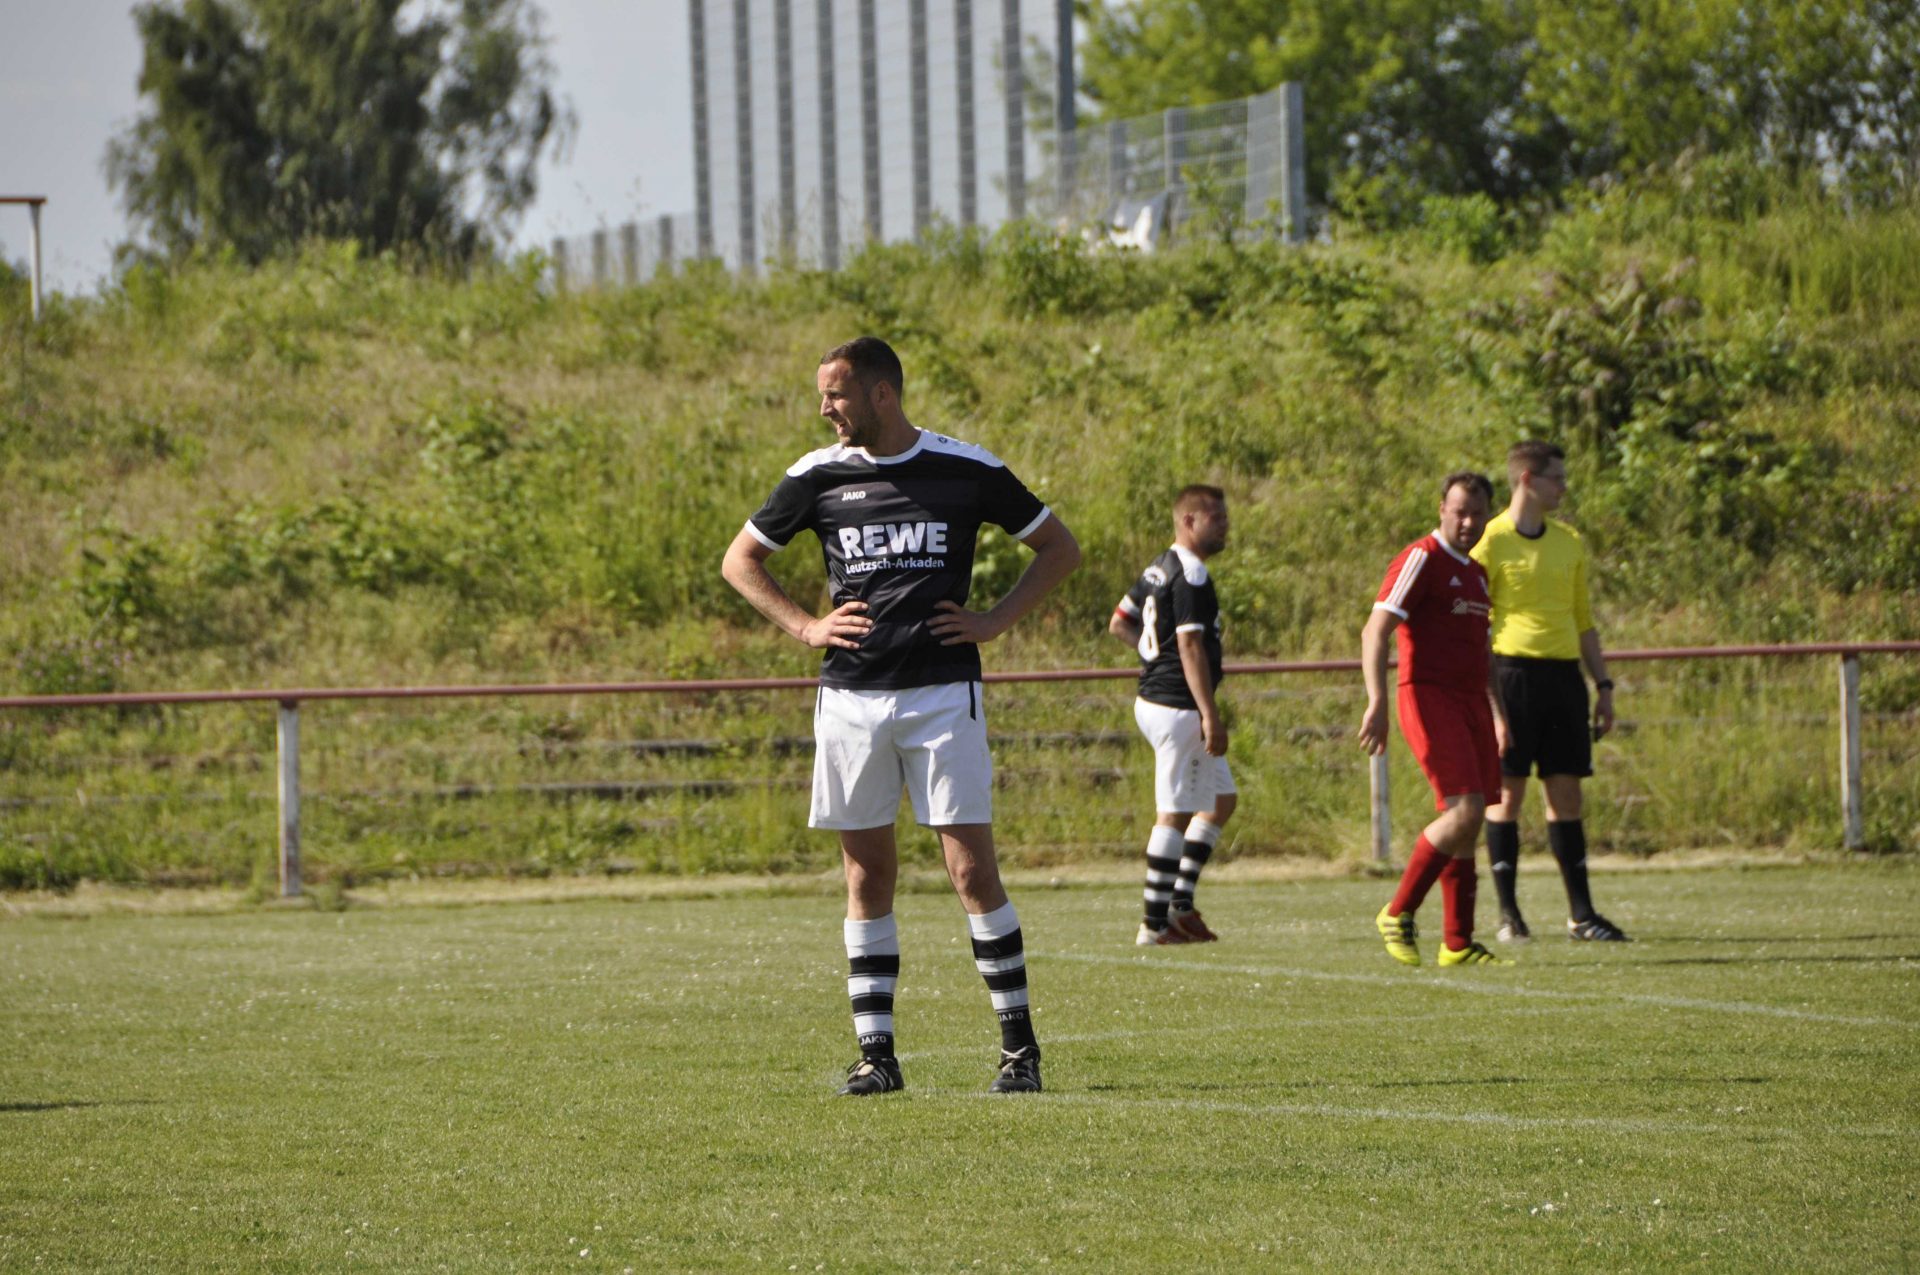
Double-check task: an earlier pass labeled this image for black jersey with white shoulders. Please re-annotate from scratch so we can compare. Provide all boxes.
[745,430,1051,689]
[1114,544,1223,710]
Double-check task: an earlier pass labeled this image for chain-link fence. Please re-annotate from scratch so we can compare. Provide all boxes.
[551,0,1305,289]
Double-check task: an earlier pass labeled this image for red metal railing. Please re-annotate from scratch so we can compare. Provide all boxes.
[4,641,1914,710]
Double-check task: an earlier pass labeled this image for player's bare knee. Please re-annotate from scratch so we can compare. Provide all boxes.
[1429,794,1484,853]
[1542,775,1584,821]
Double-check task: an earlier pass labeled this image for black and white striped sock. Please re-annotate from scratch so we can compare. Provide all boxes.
[844,914,899,1060]
[1141,825,1183,928]
[1172,816,1222,910]
[968,901,1036,1053]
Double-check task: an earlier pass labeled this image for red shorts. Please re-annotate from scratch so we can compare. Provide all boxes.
[1397,682,1501,811]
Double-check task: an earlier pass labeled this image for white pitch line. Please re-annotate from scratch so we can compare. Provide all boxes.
[895,1004,1586,1063]
[984,1090,1915,1141]
[1045,950,1919,1029]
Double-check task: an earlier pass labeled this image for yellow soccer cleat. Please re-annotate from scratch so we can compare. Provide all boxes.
[1438,940,1514,967]
[1376,905,1421,966]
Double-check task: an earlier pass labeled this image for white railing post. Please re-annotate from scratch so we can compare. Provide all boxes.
[28,200,43,322]
[277,700,302,896]
[1369,751,1392,863]
[1839,653,1863,850]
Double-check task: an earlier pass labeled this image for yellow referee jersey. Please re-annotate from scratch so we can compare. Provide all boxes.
[1469,510,1593,660]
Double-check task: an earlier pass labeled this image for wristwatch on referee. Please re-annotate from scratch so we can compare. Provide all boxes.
[1594,678,1614,692]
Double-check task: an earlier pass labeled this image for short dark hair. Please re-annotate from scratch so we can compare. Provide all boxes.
[820,336,904,396]
[1507,440,1564,486]
[1442,470,1494,504]
[1174,484,1226,516]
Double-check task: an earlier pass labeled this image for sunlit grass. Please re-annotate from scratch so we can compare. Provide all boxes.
[2,861,1914,1271]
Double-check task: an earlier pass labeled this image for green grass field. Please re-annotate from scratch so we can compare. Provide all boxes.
[3,860,1915,1272]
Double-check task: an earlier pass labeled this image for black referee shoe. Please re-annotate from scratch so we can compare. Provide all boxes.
[1568,913,1630,942]
[1497,910,1532,943]
[988,1046,1042,1094]
[838,1055,904,1096]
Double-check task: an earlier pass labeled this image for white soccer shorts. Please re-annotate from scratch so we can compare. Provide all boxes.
[1133,697,1236,815]
[811,682,994,829]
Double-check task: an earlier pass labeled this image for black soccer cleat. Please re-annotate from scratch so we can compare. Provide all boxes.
[838,1055,905,1096]
[1568,913,1630,942]
[988,1046,1042,1094]
[1497,910,1532,943]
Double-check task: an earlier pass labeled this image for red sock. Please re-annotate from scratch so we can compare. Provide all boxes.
[1440,855,1478,950]
[1389,835,1448,917]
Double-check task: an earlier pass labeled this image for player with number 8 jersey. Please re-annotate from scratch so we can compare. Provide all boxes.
[1110,485,1235,945]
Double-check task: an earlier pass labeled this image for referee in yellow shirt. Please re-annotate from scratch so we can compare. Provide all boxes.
[1470,441,1629,942]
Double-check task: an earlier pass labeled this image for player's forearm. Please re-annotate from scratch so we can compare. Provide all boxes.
[1359,615,1393,709]
[1109,612,1142,647]
[722,545,815,643]
[1176,632,1219,719]
[981,526,1081,635]
[1579,628,1610,685]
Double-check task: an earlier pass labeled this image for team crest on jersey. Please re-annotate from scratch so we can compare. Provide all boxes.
[1143,565,1168,586]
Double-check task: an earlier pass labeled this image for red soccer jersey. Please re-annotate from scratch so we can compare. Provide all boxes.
[1373,532,1492,694]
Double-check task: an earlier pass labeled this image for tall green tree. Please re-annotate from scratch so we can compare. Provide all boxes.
[106,0,567,263]
[1530,0,1920,188]
[1078,0,1920,212]
[1076,0,1577,214]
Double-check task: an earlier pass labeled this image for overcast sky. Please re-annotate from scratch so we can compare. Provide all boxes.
[0,0,694,294]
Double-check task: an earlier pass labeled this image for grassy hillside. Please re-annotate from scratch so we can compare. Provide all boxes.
[3,162,1918,886]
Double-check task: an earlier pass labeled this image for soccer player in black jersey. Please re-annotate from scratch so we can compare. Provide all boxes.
[1109,486,1234,945]
[721,336,1081,1096]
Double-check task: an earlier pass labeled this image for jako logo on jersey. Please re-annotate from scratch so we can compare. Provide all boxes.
[837,522,949,558]
[1143,565,1168,586]
[840,490,868,501]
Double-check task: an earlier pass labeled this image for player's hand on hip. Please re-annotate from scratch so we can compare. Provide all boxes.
[801,600,871,649]
[928,600,1001,646]
[1593,688,1615,740]
[1356,704,1389,756]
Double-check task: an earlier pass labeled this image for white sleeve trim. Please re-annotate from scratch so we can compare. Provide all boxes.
[1372,601,1409,620]
[1383,547,1427,613]
[1011,506,1051,542]
[743,519,786,551]
[1115,596,1141,617]
[1174,622,1207,634]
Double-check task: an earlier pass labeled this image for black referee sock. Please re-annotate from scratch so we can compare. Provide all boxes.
[1548,819,1595,923]
[1486,820,1522,916]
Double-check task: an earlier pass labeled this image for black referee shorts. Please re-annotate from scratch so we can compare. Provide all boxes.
[1494,655,1593,779]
